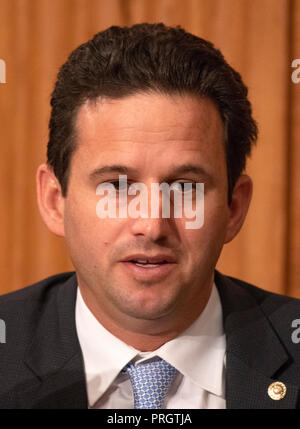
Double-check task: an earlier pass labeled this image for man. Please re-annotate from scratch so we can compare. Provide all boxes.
[1,23,300,409]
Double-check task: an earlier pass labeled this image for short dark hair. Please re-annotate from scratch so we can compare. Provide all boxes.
[47,23,258,202]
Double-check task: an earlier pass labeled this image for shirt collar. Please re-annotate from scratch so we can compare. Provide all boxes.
[154,284,226,396]
[75,287,139,406]
[75,282,225,407]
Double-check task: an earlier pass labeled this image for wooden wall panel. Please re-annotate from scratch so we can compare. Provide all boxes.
[0,0,299,296]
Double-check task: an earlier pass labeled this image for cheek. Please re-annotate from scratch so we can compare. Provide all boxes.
[181,200,229,254]
[64,195,126,260]
[204,188,229,229]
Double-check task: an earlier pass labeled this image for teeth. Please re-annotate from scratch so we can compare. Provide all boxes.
[135,263,159,267]
[128,259,167,267]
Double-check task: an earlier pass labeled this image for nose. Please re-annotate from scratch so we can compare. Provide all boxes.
[130,215,171,242]
[128,182,173,241]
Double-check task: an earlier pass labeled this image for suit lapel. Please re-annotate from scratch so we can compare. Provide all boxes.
[18,353,88,408]
[18,273,88,409]
[225,353,299,408]
[215,271,299,408]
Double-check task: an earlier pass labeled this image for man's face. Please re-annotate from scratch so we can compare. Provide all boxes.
[62,93,231,327]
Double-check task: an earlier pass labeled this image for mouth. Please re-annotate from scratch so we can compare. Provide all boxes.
[120,254,177,280]
[127,260,169,267]
[121,253,177,264]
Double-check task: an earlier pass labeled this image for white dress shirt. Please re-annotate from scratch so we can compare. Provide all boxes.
[75,283,226,409]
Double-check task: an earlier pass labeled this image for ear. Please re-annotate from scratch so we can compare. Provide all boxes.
[36,163,65,236]
[224,174,253,244]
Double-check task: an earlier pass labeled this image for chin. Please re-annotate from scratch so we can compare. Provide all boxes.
[115,293,178,321]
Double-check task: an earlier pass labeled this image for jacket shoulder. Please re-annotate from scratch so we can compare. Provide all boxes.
[0,272,80,408]
[0,272,76,304]
[217,271,300,307]
[0,272,77,343]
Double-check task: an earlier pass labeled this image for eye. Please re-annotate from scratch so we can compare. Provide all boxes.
[170,181,195,193]
[104,180,129,191]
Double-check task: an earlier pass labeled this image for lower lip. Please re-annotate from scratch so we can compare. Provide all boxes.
[120,261,176,281]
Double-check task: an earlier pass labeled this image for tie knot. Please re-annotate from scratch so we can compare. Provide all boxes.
[123,358,178,409]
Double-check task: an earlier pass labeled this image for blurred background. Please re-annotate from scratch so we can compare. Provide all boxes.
[0,0,299,297]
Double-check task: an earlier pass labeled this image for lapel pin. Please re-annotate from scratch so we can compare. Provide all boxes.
[268,381,287,400]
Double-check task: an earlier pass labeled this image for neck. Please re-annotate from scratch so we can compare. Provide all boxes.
[78,281,213,351]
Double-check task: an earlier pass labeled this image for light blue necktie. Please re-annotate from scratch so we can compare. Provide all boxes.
[122,358,178,409]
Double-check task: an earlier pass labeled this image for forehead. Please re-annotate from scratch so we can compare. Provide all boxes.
[72,92,226,176]
[76,92,223,139]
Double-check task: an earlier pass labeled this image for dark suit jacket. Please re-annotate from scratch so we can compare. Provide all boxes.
[0,270,300,409]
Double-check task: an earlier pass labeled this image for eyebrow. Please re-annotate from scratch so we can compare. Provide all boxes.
[89,165,139,180]
[168,164,211,179]
[89,163,212,181]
